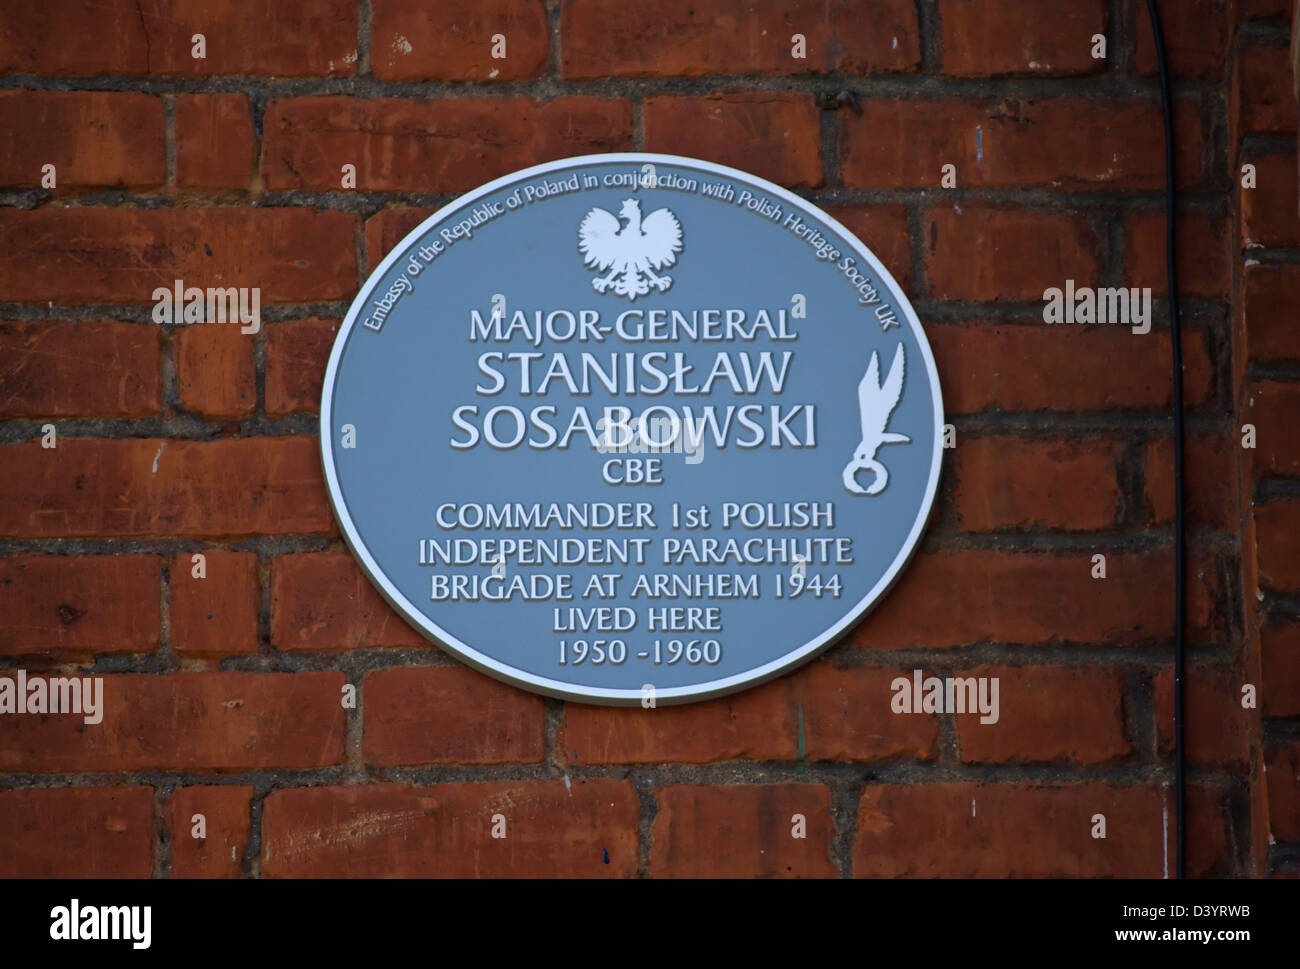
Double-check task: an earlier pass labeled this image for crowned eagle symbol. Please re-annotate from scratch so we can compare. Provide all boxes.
[578,198,683,300]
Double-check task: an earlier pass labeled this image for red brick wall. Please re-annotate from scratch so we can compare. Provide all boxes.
[1234,0,1300,877]
[0,0,1294,877]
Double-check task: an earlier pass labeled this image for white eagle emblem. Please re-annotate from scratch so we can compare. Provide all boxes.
[578,198,683,300]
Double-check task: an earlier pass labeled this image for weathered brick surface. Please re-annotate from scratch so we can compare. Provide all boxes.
[1243,264,1300,363]
[271,552,423,650]
[0,673,347,772]
[851,548,1223,649]
[0,555,161,656]
[841,98,1206,191]
[167,785,253,878]
[1240,152,1300,248]
[263,97,634,193]
[0,1,360,77]
[1130,0,1232,78]
[642,92,823,188]
[0,91,165,188]
[172,323,257,419]
[174,94,258,189]
[363,666,547,765]
[651,784,837,876]
[371,0,549,81]
[928,325,1213,413]
[562,662,938,764]
[169,551,260,655]
[922,204,1103,301]
[562,0,920,78]
[265,318,340,416]
[1,437,334,539]
[0,787,154,878]
[0,208,358,304]
[951,437,1122,531]
[855,782,1229,876]
[1143,433,1239,532]
[939,0,1107,77]
[1124,209,1230,297]
[0,321,161,418]
[1244,381,1300,478]
[953,666,1131,763]
[262,780,638,876]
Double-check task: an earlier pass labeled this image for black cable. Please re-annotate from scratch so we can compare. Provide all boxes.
[1145,0,1186,880]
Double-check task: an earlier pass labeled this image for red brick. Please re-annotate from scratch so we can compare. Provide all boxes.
[827,204,911,289]
[271,552,423,651]
[0,208,358,304]
[953,437,1121,531]
[851,548,1223,648]
[940,0,1107,76]
[364,208,434,272]
[563,676,794,764]
[1188,784,1235,876]
[167,786,252,878]
[0,437,334,538]
[0,787,153,878]
[1239,0,1292,18]
[0,91,164,188]
[1242,513,1261,632]
[1132,0,1231,78]
[262,780,638,876]
[363,666,546,765]
[0,321,161,418]
[1155,667,1253,768]
[1245,380,1300,477]
[1143,433,1239,532]
[923,205,1103,302]
[0,555,160,656]
[265,318,339,417]
[0,672,346,772]
[651,784,836,877]
[928,323,1213,413]
[1250,751,1271,875]
[174,94,257,189]
[1265,742,1300,841]
[1244,263,1300,362]
[841,98,1206,191]
[263,96,633,193]
[794,662,940,762]
[1125,209,1231,298]
[1256,499,1300,591]
[173,323,256,419]
[955,666,1131,763]
[643,92,822,189]
[561,662,938,764]
[0,0,359,77]
[169,551,259,655]
[855,782,1193,876]
[1234,43,1297,140]
[1261,620,1300,717]
[1241,152,1300,247]
[371,0,548,81]
[561,0,919,78]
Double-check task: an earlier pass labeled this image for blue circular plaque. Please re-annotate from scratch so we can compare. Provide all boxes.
[321,154,943,705]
